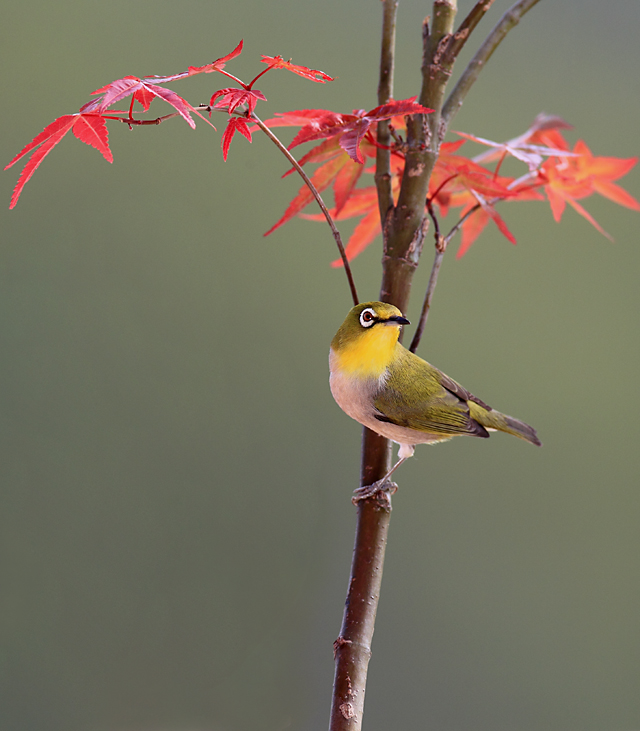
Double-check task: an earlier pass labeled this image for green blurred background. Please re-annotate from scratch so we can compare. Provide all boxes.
[2,1,639,729]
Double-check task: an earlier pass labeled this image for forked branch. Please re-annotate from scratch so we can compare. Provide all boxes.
[441,0,543,131]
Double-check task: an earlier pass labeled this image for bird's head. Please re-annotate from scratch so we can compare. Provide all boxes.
[330,302,410,378]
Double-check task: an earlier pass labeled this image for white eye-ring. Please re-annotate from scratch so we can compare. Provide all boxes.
[359,308,377,328]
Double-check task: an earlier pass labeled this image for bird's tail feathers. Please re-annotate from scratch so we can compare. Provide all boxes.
[496,412,542,446]
[469,402,541,446]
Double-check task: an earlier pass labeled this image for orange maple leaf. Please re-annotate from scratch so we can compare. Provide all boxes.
[300,187,386,267]
[541,140,639,239]
[265,138,377,235]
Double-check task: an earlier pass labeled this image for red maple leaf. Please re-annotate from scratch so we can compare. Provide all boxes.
[300,187,385,267]
[455,192,516,259]
[265,154,352,236]
[260,56,334,83]
[210,88,266,115]
[571,140,640,210]
[452,189,541,259]
[266,137,378,236]
[260,109,336,129]
[221,117,252,161]
[185,40,245,77]
[89,76,202,128]
[148,40,245,83]
[131,86,157,112]
[334,207,382,266]
[282,137,344,174]
[5,113,113,209]
[434,153,520,201]
[287,99,433,163]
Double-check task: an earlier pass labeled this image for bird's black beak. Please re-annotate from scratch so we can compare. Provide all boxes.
[384,315,410,326]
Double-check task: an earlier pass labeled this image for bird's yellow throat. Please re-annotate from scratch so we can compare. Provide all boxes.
[331,324,400,379]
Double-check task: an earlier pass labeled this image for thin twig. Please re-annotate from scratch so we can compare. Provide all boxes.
[441,0,543,131]
[409,201,446,353]
[409,248,445,353]
[410,191,524,354]
[443,201,482,246]
[108,112,181,125]
[250,113,359,307]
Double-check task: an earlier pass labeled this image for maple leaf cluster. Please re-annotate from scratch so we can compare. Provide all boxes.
[6,41,638,264]
[5,41,334,208]
[262,112,640,263]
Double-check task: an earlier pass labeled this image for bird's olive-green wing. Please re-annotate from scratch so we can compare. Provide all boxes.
[373,349,490,438]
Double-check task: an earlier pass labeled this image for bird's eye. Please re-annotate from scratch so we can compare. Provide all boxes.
[359,308,377,328]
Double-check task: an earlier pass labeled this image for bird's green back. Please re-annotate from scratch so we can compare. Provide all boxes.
[374,345,490,438]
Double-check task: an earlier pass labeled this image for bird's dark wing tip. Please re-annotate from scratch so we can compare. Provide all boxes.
[471,420,491,439]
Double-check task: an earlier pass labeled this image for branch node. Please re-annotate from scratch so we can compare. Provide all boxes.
[406,215,429,263]
[433,33,453,65]
[333,636,353,659]
[339,703,356,720]
[422,16,431,43]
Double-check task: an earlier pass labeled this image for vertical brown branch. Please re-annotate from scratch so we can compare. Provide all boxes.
[328,429,392,731]
[328,4,399,730]
[380,0,458,309]
[329,4,460,731]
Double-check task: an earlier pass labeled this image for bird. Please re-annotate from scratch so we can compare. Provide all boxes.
[329,301,541,498]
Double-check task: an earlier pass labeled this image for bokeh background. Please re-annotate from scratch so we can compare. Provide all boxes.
[2,1,639,729]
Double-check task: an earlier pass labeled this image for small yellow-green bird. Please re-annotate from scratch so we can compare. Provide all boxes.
[330,302,541,494]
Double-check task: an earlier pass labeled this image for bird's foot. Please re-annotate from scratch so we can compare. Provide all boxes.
[352,478,398,505]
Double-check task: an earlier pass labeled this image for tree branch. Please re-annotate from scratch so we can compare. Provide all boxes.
[409,201,447,353]
[441,0,496,65]
[250,113,359,307]
[381,0,457,306]
[441,0,543,131]
[327,2,405,730]
[406,0,545,353]
[410,247,445,354]
[328,443,392,731]
[329,5,462,731]
[328,6,398,725]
